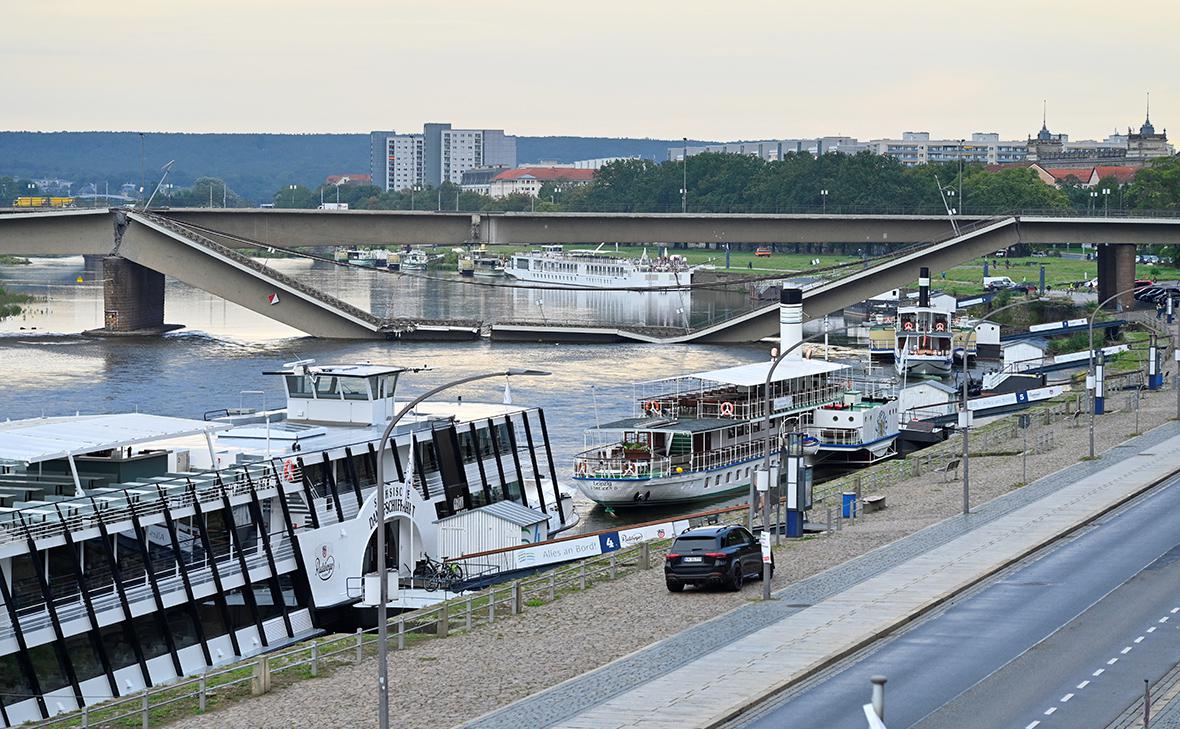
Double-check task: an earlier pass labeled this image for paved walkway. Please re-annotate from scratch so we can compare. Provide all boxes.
[464,423,1180,729]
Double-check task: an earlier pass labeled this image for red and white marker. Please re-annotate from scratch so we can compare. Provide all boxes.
[267,292,280,305]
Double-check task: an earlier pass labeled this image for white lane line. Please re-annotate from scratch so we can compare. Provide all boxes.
[1171,607,1178,614]
[1061,693,1074,702]
[1122,646,1134,654]
[1149,626,1158,633]
[1094,668,1106,676]
[1044,707,1057,716]
[1135,636,1145,644]
[1108,658,1120,665]
[1077,680,1090,689]
[1026,722,1041,729]
[1161,617,1169,623]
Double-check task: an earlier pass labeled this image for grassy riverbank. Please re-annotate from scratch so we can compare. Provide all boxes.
[0,286,34,319]
[0,255,30,265]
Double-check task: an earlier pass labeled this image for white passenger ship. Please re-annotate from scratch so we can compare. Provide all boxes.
[0,362,575,724]
[507,244,700,289]
[572,290,898,507]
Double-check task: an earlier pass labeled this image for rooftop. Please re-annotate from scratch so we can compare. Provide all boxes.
[492,167,596,182]
[0,414,229,466]
[667,359,848,389]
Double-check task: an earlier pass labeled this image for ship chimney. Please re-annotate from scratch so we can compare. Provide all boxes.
[918,267,930,308]
[779,287,804,359]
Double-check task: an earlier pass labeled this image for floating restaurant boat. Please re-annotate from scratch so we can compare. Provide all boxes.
[399,249,432,271]
[0,362,575,724]
[506,244,700,289]
[571,290,898,507]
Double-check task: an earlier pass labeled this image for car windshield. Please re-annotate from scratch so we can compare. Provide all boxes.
[672,535,719,552]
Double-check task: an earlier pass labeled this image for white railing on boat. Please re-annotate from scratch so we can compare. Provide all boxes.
[639,383,843,421]
[574,440,768,480]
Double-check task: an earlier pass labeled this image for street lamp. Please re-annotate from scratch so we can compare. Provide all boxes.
[1102,188,1111,217]
[287,184,298,208]
[820,189,829,214]
[959,296,1046,514]
[1089,190,1098,216]
[681,137,688,214]
[373,368,550,729]
[1088,285,1143,458]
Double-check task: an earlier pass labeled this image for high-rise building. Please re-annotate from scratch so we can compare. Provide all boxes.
[370,124,517,191]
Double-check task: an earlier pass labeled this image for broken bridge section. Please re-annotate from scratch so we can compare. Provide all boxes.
[117,212,396,339]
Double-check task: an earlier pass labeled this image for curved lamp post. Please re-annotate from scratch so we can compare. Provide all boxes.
[958,296,1046,514]
[374,368,550,729]
[1088,285,1143,458]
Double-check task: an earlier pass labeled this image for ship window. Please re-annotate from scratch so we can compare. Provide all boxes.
[340,377,370,401]
[26,643,67,694]
[134,612,170,663]
[315,376,340,399]
[167,605,202,651]
[378,374,399,399]
[285,375,314,399]
[0,654,31,709]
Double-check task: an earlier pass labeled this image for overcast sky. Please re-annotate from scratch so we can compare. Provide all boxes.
[4,0,1175,141]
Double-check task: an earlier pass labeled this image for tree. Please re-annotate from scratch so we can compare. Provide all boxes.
[1126,157,1180,211]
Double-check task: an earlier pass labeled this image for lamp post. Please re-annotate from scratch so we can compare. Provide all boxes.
[287,184,297,208]
[1102,187,1111,217]
[681,138,688,214]
[820,189,829,214]
[373,368,550,729]
[1088,285,1142,458]
[958,139,965,215]
[959,296,1046,514]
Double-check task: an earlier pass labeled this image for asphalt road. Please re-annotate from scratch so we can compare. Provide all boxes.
[727,474,1180,729]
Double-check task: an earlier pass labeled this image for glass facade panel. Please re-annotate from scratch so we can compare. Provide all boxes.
[0,654,32,708]
[27,644,66,694]
[64,632,104,684]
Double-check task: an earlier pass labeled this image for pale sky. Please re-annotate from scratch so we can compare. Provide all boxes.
[4,0,1177,141]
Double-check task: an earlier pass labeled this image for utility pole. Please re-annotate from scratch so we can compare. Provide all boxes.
[681,137,688,214]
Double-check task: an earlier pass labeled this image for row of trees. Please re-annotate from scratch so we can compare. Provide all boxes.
[266,153,1180,216]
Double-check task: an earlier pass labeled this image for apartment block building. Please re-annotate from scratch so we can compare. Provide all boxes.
[370,124,517,191]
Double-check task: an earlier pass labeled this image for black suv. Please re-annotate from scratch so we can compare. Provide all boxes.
[664,525,772,592]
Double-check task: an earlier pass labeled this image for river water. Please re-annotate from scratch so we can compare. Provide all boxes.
[0,256,770,532]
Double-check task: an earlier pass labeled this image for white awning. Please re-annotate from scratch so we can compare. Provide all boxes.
[0,414,231,465]
[677,359,847,388]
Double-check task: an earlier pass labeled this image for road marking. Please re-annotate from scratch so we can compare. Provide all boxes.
[1149,627,1158,633]
[1171,607,1178,614]
[1122,646,1134,654]
[1026,722,1041,729]
[1077,681,1090,689]
[1161,617,1169,623]
[1044,707,1057,716]
[1108,658,1119,665]
[1135,636,1145,644]
[1094,669,1105,677]
[1061,693,1074,702]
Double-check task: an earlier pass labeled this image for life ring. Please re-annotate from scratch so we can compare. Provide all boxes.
[623,462,637,477]
[576,461,588,476]
[644,400,662,416]
[935,321,946,332]
[281,459,298,482]
[719,401,735,416]
[903,321,914,331]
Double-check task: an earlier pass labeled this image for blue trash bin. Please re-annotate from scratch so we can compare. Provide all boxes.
[842,491,858,519]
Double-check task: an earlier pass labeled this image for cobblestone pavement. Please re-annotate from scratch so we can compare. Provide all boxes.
[171,383,1180,729]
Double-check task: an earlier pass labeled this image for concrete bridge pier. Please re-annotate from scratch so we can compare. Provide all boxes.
[86,256,181,336]
[1097,243,1137,310]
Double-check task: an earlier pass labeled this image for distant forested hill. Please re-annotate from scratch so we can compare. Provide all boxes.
[0,131,716,202]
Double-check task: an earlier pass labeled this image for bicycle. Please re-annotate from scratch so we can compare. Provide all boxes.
[414,554,465,592]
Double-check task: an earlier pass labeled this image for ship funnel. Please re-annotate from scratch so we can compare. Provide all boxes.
[918,267,930,308]
[780,287,804,359]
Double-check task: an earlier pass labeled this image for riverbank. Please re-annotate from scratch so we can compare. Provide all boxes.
[169,368,1180,729]
[0,286,33,318]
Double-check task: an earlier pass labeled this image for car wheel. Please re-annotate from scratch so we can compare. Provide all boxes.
[729,563,744,591]
[666,581,684,593]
